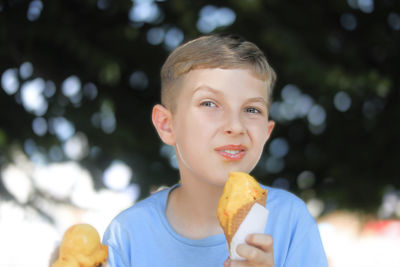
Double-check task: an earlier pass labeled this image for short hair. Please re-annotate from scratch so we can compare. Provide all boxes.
[160,33,276,112]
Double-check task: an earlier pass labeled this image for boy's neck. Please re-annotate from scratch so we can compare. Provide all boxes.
[165,177,224,240]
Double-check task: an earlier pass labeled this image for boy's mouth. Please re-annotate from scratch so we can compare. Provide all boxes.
[215,145,247,161]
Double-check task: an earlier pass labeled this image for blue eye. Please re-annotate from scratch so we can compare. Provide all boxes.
[201,101,217,107]
[246,107,260,114]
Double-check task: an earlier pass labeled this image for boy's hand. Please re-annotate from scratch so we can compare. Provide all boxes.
[224,234,274,267]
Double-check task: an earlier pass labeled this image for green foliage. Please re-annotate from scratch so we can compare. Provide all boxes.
[0,0,399,217]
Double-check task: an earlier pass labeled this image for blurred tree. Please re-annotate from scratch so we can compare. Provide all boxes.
[0,0,399,219]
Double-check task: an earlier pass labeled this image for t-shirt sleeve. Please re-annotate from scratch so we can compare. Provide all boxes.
[283,201,328,267]
[103,219,131,267]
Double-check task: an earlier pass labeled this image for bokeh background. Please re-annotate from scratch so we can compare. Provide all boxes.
[1,0,400,266]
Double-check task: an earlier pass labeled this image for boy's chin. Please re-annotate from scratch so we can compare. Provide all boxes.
[223,166,253,176]
[211,168,251,186]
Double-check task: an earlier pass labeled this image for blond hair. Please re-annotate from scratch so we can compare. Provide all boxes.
[160,33,276,111]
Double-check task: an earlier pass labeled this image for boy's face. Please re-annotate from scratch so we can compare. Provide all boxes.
[161,68,274,186]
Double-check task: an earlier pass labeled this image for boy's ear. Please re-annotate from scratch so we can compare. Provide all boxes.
[152,104,175,145]
[266,120,275,140]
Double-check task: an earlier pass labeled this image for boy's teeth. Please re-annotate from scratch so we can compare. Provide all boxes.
[224,150,240,154]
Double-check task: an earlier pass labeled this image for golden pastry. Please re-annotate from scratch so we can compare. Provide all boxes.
[52,224,108,267]
[217,172,268,245]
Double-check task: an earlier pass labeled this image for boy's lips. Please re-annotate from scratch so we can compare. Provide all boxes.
[215,145,247,161]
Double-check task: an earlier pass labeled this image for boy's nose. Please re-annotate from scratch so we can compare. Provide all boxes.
[223,114,246,135]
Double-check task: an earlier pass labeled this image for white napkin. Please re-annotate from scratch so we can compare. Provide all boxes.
[229,203,269,260]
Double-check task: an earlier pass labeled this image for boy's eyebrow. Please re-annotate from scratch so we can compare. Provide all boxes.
[192,85,222,96]
[246,97,268,106]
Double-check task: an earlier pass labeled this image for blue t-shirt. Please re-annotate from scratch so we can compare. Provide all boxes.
[103,185,328,267]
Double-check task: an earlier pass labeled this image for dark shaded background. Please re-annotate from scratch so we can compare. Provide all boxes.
[1,0,399,221]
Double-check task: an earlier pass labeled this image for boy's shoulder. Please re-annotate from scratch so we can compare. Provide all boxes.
[262,185,318,231]
[113,186,171,223]
[262,184,309,212]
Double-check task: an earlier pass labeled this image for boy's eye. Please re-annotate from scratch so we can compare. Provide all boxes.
[246,107,261,114]
[200,101,217,108]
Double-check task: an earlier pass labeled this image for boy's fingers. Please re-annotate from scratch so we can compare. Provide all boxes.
[228,235,275,266]
[246,233,273,252]
[226,259,249,267]
[236,244,269,264]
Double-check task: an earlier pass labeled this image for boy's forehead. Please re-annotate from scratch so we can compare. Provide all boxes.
[180,68,268,90]
[190,66,261,75]
[176,68,269,103]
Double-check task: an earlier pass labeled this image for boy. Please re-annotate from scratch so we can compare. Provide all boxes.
[103,34,328,267]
